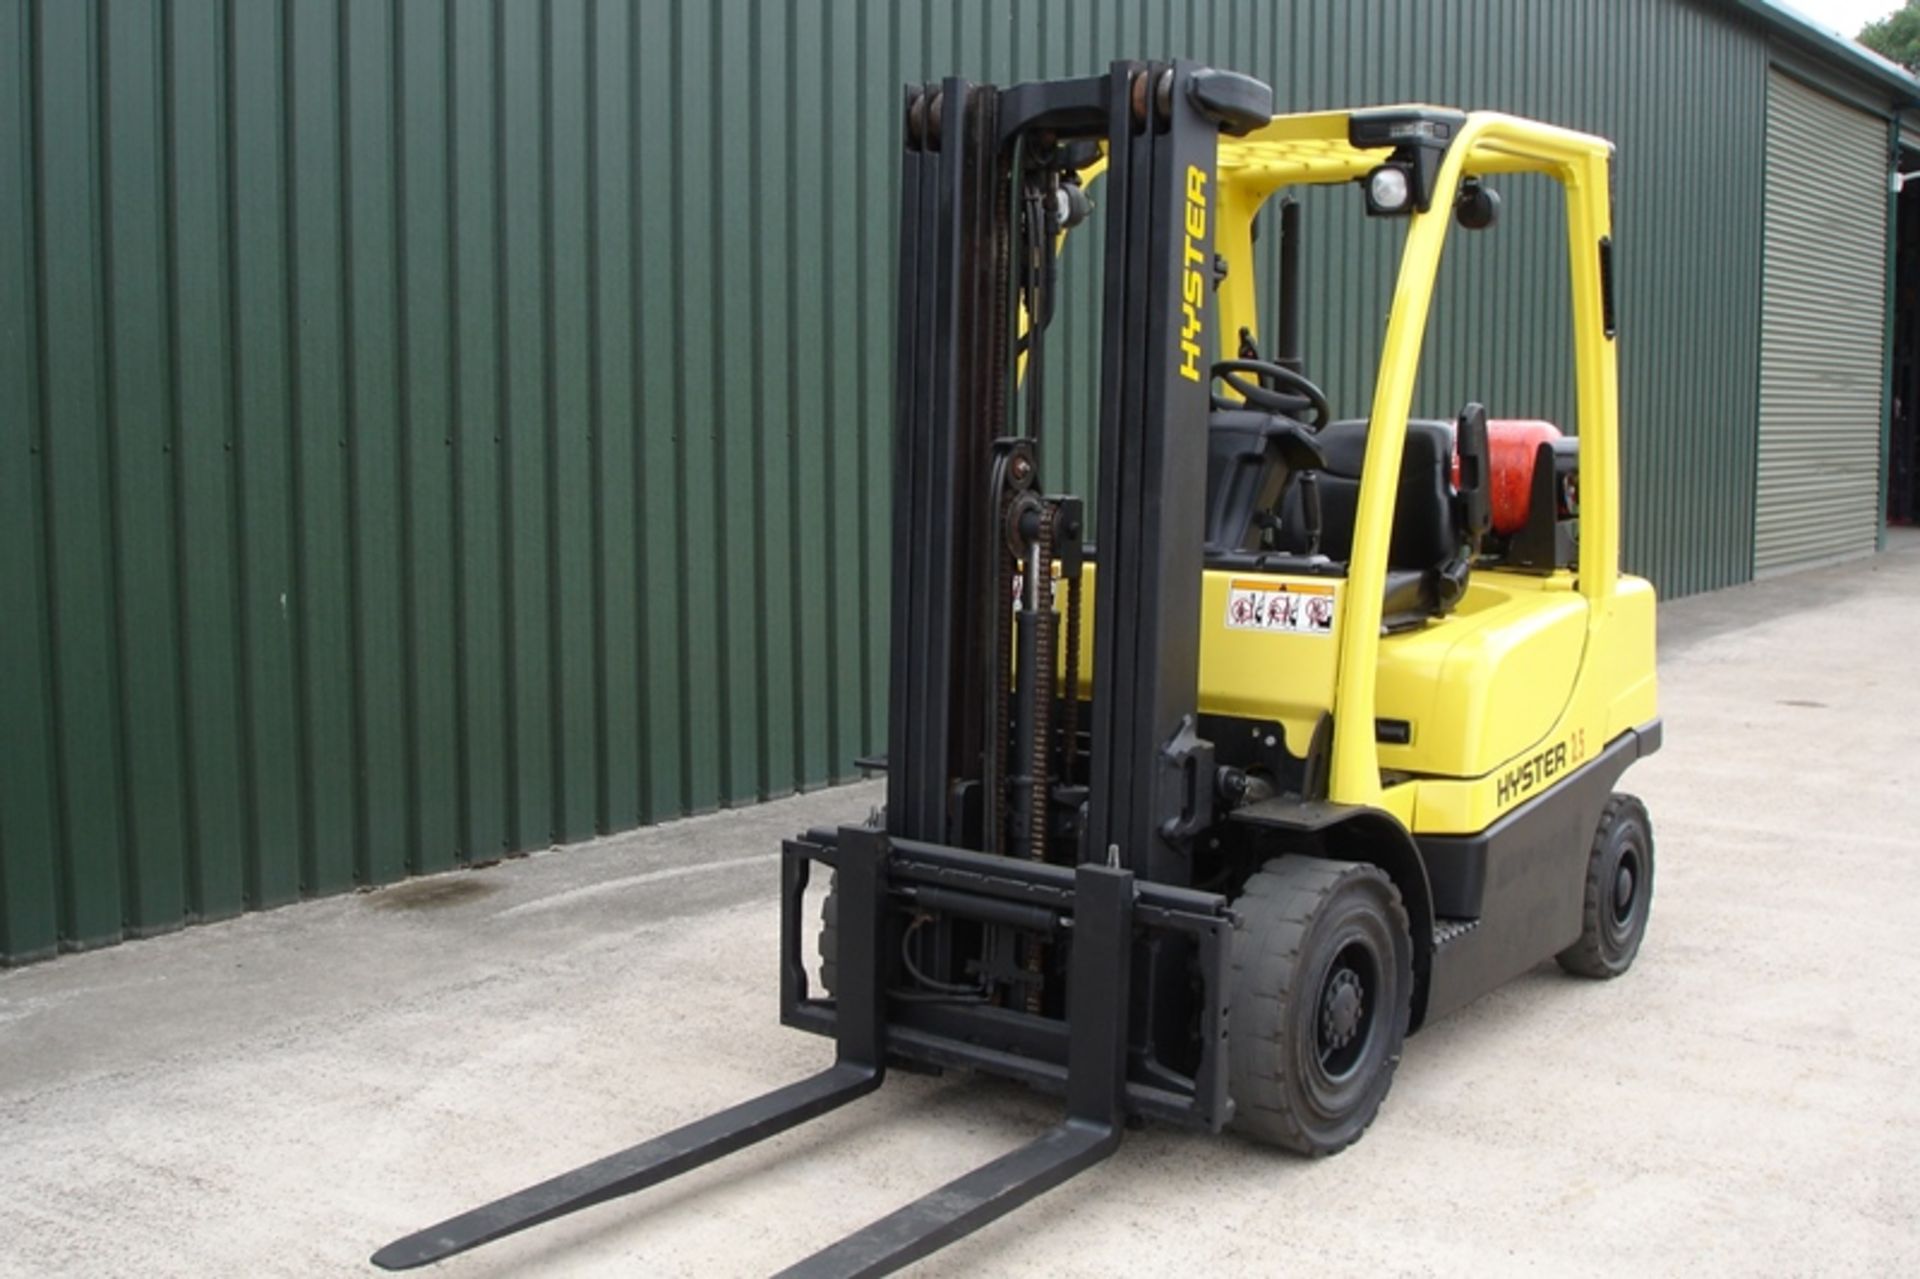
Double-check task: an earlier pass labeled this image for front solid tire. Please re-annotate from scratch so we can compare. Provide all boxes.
[1228,857,1414,1155]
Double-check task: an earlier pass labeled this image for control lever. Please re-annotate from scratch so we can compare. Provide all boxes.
[1438,402,1491,608]
[1454,402,1491,553]
[1299,470,1324,557]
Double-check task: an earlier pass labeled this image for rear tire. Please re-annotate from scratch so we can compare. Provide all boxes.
[1557,793,1654,979]
[1228,857,1413,1155]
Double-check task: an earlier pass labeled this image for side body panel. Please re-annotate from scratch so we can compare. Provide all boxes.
[1064,567,1658,837]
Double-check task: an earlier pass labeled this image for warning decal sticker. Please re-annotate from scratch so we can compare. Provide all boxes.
[1225,579,1336,636]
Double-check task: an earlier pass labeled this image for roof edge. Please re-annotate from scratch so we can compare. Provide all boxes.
[1719,0,1920,104]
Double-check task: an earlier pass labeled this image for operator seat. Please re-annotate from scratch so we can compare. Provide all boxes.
[1274,418,1465,626]
[1203,408,1327,554]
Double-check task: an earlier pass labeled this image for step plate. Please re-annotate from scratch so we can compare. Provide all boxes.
[1433,916,1481,948]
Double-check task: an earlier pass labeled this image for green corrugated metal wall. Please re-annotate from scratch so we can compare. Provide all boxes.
[0,0,1777,962]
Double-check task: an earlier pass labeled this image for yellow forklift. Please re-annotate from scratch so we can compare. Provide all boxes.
[377,60,1660,1276]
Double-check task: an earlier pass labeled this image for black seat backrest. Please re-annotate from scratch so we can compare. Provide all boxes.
[1205,409,1329,553]
[1276,419,1458,574]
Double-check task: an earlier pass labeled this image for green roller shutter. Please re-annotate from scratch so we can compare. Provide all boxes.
[1755,69,1888,575]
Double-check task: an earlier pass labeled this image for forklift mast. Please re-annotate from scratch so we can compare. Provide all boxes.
[888,60,1267,881]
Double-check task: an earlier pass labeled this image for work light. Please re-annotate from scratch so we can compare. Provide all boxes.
[1364,162,1413,215]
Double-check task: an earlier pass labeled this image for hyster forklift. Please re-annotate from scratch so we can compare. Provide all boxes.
[376,60,1660,1276]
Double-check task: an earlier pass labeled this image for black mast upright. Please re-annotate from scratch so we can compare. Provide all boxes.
[1084,61,1240,886]
[884,80,1009,846]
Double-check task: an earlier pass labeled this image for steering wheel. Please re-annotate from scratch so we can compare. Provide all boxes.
[1211,358,1332,429]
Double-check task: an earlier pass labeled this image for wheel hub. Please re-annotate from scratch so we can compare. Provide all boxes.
[1321,967,1365,1050]
[1612,859,1637,924]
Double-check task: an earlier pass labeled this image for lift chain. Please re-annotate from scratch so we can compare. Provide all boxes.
[985,448,1025,855]
[1028,503,1056,863]
[1060,563,1083,792]
[1022,502,1057,1012]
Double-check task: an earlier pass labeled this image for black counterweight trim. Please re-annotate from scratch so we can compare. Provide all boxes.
[1419,724,1657,1021]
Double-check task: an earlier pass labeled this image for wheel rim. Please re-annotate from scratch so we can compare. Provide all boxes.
[1314,939,1379,1082]
[1611,855,1637,925]
[1601,834,1647,955]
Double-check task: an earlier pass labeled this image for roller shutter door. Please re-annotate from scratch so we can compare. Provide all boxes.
[1755,71,1888,574]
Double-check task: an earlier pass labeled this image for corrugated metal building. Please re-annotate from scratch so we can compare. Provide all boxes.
[3,0,1915,964]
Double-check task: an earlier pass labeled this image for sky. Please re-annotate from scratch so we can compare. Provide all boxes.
[1787,0,1904,39]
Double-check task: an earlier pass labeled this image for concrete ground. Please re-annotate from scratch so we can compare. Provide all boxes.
[5,538,1920,1279]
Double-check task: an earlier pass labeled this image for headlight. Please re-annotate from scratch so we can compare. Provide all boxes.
[1364,164,1412,215]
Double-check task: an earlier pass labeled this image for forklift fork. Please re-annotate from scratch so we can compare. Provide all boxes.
[372,829,1137,1277]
